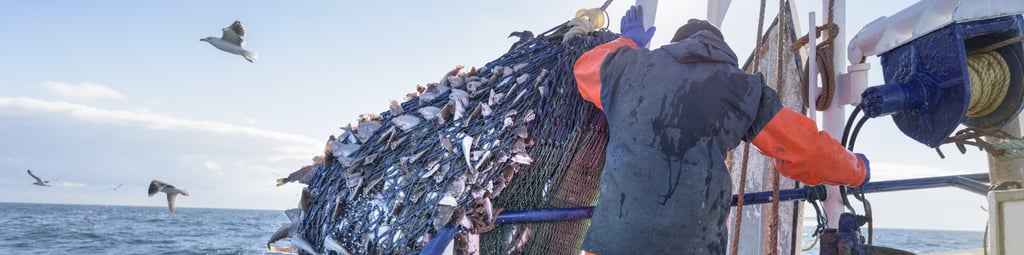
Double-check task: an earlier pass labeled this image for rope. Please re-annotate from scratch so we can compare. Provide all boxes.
[801,186,829,252]
[767,1,788,253]
[936,126,1024,161]
[731,0,767,254]
[966,50,1011,117]
[800,233,821,252]
[564,0,614,45]
[791,0,839,111]
[562,18,597,45]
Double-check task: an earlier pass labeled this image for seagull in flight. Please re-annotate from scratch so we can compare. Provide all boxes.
[27,169,55,187]
[200,20,259,63]
[110,184,124,191]
[148,180,190,214]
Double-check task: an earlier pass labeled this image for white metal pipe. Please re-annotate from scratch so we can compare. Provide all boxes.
[707,0,732,28]
[821,0,847,230]
[635,0,658,47]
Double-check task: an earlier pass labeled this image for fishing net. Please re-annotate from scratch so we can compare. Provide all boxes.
[297,28,618,255]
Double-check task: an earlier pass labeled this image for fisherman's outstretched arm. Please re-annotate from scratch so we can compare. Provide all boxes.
[751,107,869,187]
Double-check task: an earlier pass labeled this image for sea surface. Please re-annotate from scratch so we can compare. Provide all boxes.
[0,202,985,254]
[800,226,985,255]
[0,202,285,255]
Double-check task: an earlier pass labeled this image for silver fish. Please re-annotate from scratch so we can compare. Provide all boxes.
[267,222,297,250]
[389,99,404,115]
[356,121,382,143]
[392,114,422,131]
[417,106,442,121]
[324,234,352,255]
[290,234,320,255]
[512,63,528,73]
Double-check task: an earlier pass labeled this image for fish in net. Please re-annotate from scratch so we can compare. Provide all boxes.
[292,26,619,255]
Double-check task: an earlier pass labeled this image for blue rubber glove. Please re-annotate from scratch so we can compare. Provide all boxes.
[620,5,656,47]
[856,153,870,187]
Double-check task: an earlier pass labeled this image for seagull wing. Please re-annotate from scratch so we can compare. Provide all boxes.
[166,193,179,213]
[285,208,302,223]
[148,180,168,197]
[220,20,246,46]
[27,169,44,183]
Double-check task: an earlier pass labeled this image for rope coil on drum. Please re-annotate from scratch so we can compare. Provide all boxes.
[966,50,1011,117]
[938,37,1024,160]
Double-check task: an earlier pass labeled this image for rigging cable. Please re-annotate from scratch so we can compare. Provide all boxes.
[767,0,789,253]
[731,0,768,254]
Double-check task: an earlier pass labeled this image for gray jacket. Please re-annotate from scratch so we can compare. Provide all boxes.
[582,31,782,255]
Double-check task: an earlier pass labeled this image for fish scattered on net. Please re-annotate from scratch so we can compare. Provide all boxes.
[295,28,619,255]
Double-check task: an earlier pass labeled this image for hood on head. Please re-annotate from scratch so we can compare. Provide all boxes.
[660,31,738,66]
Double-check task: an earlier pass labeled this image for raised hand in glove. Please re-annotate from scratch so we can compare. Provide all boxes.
[621,5,656,47]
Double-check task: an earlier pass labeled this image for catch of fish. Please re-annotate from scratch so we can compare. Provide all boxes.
[273,24,619,255]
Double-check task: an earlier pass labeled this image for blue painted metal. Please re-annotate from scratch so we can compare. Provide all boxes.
[855,173,990,196]
[419,226,459,255]
[730,173,990,205]
[860,15,1024,148]
[494,206,594,224]
[730,186,818,205]
[419,207,594,254]
[419,174,990,254]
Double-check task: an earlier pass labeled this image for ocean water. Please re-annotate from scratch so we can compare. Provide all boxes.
[0,202,286,255]
[800,227,985,255]
[0,202,985,254]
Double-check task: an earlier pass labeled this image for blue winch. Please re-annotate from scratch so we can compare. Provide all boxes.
[860,15,1024,148]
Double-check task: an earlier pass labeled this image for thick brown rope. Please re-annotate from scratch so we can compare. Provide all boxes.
[767,1,788,254]
[730,0,767,254]
[791,0,839,111]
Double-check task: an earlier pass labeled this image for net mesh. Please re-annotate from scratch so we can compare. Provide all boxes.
[297,29,618,255]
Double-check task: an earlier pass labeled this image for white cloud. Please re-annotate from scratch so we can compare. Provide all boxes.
[0,97,321,148]
[268,145,321,162]
[42,81,125,100]
[60,181,88,187]
[205,161,220,170]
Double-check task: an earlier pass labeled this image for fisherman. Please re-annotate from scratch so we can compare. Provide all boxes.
[573,5,870,254]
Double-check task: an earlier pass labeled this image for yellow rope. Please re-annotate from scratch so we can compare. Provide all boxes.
[574,8,607,29]
[800,233,821,252]
[562,18,596,45]
[966,50,1011,117]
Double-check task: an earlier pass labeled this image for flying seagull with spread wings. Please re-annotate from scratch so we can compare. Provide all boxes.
[200,20,259,63]
[148,180,190,213]
[27,169,54,187]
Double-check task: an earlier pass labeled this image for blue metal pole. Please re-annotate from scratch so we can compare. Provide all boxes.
[419,173,989,254]
[494,206,594,224]
[419,207,594,255]
[419,226,458,255]
[732,173,990,206]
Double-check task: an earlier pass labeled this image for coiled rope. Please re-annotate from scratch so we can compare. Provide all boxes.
[791,0,839,111]
[966,50,1011,117]
[562,0,612,45]
[937,37,1024,160]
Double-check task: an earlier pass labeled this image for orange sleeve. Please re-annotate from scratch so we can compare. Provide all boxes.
[573,37,638,111]
[751,108,868,187]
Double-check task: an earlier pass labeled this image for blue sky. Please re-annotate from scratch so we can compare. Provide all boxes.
[0,1,993,231]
